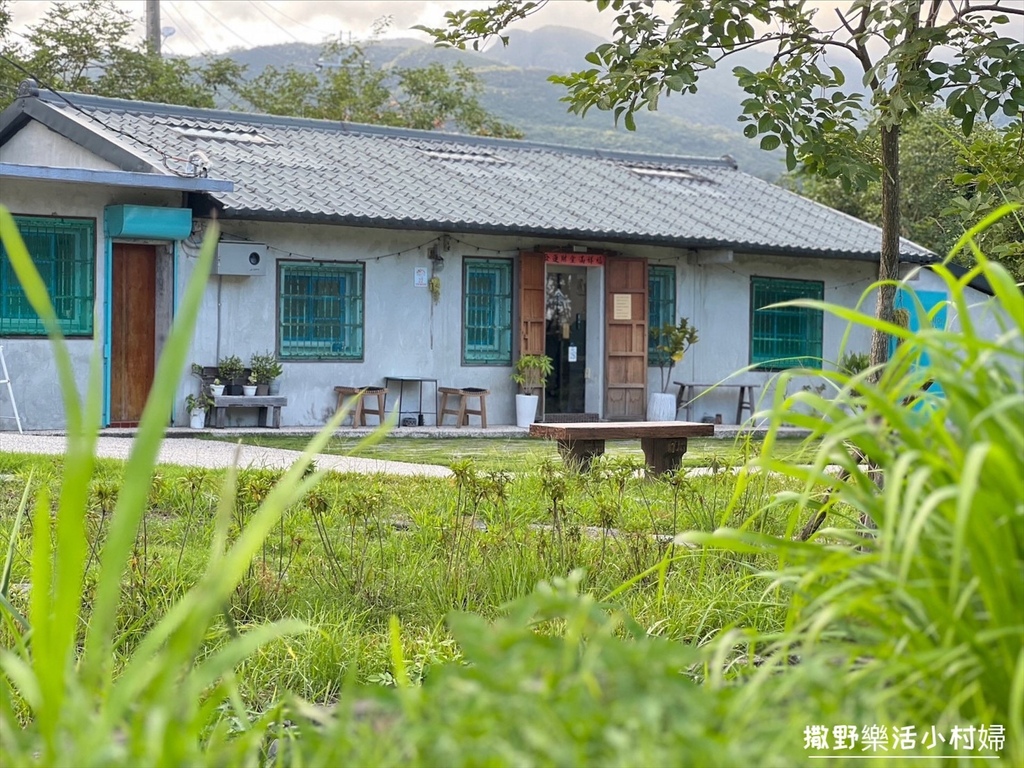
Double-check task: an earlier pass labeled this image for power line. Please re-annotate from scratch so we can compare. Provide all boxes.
[258,1,330,37]
[0,53,201,178]
[164,2,217,57]
[247,0,303,44]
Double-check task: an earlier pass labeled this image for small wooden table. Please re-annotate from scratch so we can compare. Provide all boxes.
[674,382,757,424]
[529,421,715,475]
[211,395,287,428]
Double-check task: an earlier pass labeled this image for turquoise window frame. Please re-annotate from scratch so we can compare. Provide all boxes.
[463,257,512,365]
[277,261,364,361]
[648,265,676,364]
[0,215,95,336]
[749,276,824,370]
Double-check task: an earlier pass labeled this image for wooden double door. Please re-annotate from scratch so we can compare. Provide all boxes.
[519,252,648,420]
[109,243,157,426]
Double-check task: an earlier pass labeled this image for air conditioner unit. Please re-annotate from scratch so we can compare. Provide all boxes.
[213,241,267,276]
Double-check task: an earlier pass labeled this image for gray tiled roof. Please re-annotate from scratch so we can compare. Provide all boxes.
[4,92,934,262]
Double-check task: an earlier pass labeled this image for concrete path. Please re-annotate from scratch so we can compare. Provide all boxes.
[0,433,453,478]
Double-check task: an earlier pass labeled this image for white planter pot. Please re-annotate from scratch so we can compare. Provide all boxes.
[243,385,257,396]
[515,393,539,428]
[647,391,677,422]
[189,408,206,429]
[210,384,225,397]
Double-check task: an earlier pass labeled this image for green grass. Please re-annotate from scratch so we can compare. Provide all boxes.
[197,433,820,472]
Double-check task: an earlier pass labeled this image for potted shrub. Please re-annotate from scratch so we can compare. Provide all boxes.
[243,374,258,397]
[218,354,244,395]
[511,353,553,428]
[649,317,699,421]
[250,350,283,395]
[185,392,211,429]
[209,378,224,397]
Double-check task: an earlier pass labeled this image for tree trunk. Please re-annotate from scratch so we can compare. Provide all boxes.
[869,124,901,373]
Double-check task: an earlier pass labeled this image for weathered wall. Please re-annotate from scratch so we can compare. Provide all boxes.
[0,177,181,431]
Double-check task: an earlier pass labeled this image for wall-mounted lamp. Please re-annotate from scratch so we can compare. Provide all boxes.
[428,244,445,272]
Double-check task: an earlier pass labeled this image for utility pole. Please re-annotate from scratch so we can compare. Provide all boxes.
[145,0,161,55]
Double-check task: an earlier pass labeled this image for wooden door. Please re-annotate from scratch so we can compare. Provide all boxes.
[605,257,648,420]
[110,243,156,426]
[519,251,545,356]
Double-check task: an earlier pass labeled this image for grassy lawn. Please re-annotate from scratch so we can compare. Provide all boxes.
[196,433,819,471]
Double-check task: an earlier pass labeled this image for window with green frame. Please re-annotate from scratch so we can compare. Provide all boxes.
[463,257,512,365]
[0,215,95,336]
[749,276,824,369]
[278,262,364,360]
[648,265,676,363]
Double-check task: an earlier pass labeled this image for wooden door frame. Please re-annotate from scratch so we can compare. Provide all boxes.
[103,238,177,426]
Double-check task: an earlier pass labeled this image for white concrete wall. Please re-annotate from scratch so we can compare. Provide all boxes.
[1,122,122,171]
[0,177,183,430]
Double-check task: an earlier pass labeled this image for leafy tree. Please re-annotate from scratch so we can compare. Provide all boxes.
[797,110,1023,280]
[422,0,1024,366]
[236,37,523,138]
[0,0,241,109]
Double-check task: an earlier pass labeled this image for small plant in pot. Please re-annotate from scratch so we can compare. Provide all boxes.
[243,374,258,397]
[511,353,553,428]
[649,317,699,421]
[218,354,244,395]
[250,350,283,395]
[185,392,211,429]
[209,378,224,397]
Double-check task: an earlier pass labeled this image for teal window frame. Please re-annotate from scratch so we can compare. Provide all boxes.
[749,276,824,370]
[648,265,676,364]
[0,215,95,336]
[277,261,364,361]
[463,257,512,365]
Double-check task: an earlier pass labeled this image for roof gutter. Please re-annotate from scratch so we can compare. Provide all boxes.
[1,162,233,193]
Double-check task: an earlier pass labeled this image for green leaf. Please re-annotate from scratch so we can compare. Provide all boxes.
[760,134,781,151]
[743,124,758,138]
[623,111,636,131]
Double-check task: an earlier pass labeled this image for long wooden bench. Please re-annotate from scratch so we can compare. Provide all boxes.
[211,395,287,429]
[529,421,715,475]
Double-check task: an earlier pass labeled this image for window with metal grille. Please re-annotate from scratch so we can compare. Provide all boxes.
[0,215,95,336]
[648,265,676,363]
[750,277,824,369]
[278,262,364,360]
[463,258,512,365]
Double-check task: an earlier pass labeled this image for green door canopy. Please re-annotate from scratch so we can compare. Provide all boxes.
[105,205,192,240]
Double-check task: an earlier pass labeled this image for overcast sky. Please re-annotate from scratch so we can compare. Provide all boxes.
[8,1,620,56]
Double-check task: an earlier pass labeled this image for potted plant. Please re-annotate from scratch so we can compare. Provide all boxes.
[185,392,211,429]
[511,353,553,428]
[649,317,699,421]
[218,354,244,395]
[209,378,224,397]
[250,350,283,395]
[243,374,258,397]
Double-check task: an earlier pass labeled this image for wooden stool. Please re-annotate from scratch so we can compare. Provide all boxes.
[334,386,387,426]
[438,387,489,428]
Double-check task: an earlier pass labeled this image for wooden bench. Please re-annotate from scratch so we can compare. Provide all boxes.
[529,421,715,475]
[674,382,757,424]
[211,395,287,429]
[438,387,489,428]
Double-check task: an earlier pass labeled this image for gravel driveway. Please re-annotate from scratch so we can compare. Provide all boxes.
[0,433,452,478]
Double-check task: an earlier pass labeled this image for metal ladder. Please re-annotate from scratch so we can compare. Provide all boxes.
[0,346,23,433]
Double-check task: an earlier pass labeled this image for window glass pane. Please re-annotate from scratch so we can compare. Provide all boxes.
[749,277,823,370]
[648,265,676,362]
[0,216,94,336]
[278,262,364,360]
[463,258,512,365]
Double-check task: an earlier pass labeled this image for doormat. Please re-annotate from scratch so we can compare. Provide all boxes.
[542,413,599,423]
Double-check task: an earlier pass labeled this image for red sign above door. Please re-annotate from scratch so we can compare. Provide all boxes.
[544,252,605,266]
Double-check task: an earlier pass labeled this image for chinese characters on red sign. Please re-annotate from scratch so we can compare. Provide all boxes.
[544,252,605,266]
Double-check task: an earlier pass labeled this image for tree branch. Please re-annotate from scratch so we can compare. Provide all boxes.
[959,2,1024,15]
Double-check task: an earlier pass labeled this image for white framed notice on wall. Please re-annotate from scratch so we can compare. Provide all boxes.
[613,293,632,320]
[414,267,428,287]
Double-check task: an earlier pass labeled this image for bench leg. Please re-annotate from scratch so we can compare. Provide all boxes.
[272,406,281,429]
[640,437,688,476]
[258,407,268,428]
[214,407,226,429]
[557,439,605,471]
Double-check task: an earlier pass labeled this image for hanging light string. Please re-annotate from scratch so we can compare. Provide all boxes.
[220,230,443,263]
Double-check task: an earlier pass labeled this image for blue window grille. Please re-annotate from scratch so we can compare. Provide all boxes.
[750,276,823,369]
[278,262,364,360]
[648,265,676,363]
[0,215,95,336]
[463,258,512,365]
